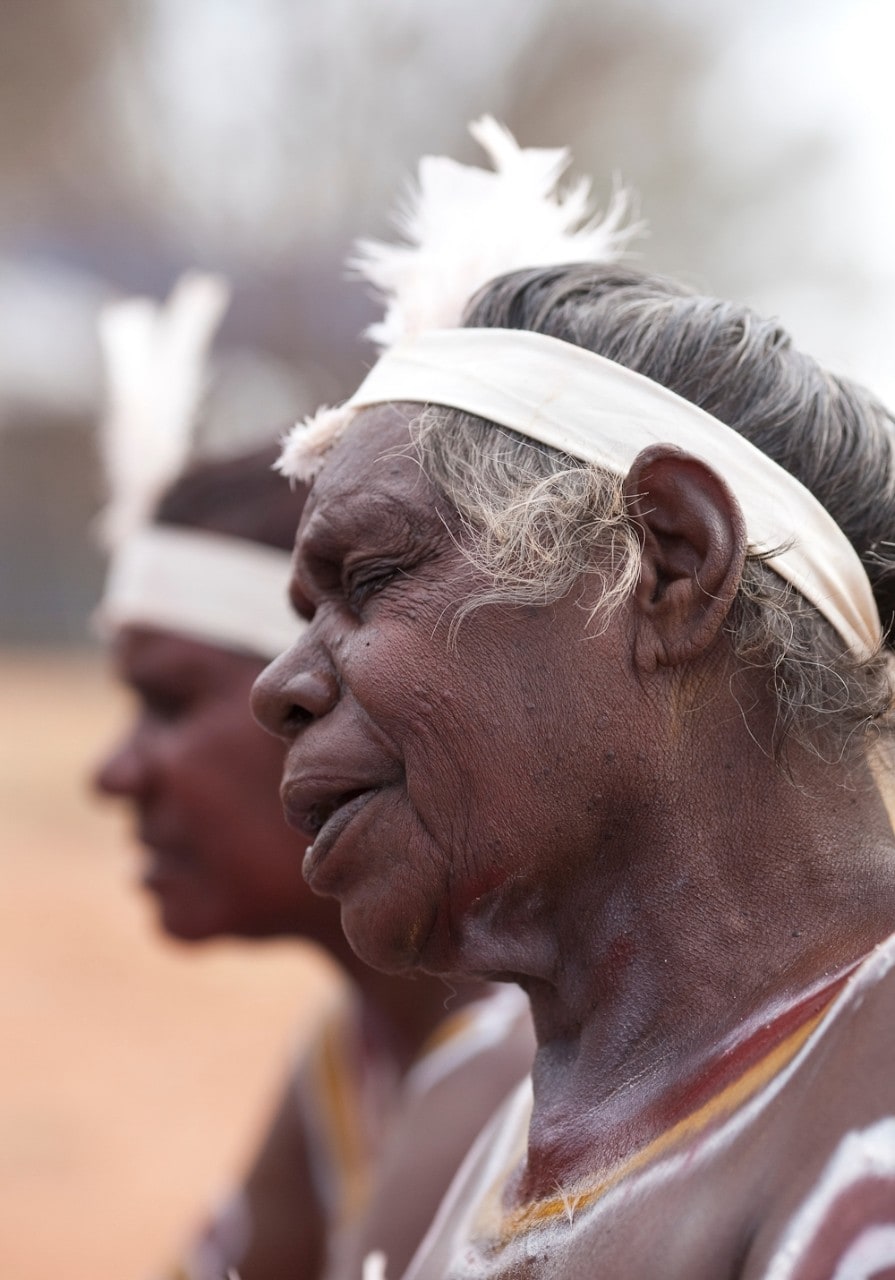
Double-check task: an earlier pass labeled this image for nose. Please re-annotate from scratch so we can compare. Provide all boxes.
[92,727,147,801]
[252,645,340,741]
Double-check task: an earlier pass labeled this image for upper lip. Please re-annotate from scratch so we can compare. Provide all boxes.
[281,774,383,842]
[136,819,186,858]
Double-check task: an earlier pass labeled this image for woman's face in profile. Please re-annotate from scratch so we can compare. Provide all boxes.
[257,408,637,978]
[95,626,314,942]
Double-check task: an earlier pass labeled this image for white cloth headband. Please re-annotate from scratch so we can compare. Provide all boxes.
[99,525,301,659]
[341,327,881,659]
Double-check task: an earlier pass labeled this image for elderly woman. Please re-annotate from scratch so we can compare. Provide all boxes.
[252,123,895,1277]
[92,278,533,1280]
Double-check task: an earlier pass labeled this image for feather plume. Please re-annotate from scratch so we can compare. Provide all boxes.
[97,272,230,546]
[278,118,642,480]
[276,402,354,482]
[352,115,642,350]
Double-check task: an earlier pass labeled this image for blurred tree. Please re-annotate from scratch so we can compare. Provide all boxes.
[0,0,128,237]
[1,0,892,642]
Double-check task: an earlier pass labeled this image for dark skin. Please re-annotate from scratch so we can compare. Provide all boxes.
[96,626,461,1050]
[96,628,341,943]
[95,625,528,1280]
[252,407,895,1278]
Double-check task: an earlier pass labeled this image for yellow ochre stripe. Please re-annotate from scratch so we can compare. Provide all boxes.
[315,1007,373,1221]
[416,1004,479,1058]
[499,1004,826,1239]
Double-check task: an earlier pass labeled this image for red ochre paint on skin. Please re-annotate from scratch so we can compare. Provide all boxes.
[454,863,517,915]
[490,958,864,1240]
[648,959,863,1133]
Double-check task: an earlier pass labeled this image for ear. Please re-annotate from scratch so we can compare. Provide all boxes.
[623,444,747,672]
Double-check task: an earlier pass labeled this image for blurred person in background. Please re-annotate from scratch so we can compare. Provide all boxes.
[91,275,534,1280]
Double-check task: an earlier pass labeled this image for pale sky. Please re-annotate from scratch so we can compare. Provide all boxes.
[129,0,895,400]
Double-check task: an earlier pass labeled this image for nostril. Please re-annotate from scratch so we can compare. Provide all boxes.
[283,703,314,734]
[252,658,339,740]
[288,670,340,722]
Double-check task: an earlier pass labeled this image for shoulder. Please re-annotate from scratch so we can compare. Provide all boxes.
[744,933,895,1279]
[787,932,895,1124]
[404,985,534,1099]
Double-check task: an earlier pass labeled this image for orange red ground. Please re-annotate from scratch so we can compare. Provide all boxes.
[0,652,334,1279]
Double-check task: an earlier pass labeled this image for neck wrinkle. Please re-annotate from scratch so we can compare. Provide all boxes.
[497,749,895,1198]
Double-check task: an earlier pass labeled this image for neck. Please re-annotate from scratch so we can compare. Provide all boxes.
[327,926,486,1072]
[457,712,895,1194]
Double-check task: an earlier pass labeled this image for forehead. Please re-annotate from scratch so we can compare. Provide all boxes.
[112,625,256,686]
[299,405,439,548]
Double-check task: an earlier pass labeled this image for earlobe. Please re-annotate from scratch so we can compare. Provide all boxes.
[623,444,747,671]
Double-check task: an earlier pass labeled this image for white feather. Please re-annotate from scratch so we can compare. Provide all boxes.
[276,402,354,483]
[279,117,643,481]
[97,272,230,546]
[352,115,641,350]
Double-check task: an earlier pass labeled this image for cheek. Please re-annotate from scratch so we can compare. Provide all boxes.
[376,647,540,810]
[356,628,605,885]
[165,718,266,850]
[337,605,603,863]
[362,659,486,831]
[220,723,288,817]
[191,702,281,785]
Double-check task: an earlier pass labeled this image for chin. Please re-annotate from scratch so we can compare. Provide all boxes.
[153,894,293,944]
[339,896,440,976]
[155,906,217,944]
[146,886,222,944]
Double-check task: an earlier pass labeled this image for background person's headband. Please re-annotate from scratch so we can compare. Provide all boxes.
[96,274,301,658]
[277,119,881,660]
[98,526,297,660]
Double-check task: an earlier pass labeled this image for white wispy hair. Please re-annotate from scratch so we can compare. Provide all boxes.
[277,117,641,482]
[97,272,230,545]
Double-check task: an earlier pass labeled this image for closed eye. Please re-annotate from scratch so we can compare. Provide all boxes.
[345,563,403,609]
[134,684,195,724]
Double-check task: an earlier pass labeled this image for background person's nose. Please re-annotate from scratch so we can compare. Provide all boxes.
[91,731,147,800]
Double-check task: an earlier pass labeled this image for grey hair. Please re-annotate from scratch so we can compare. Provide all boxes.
[408,264,895,758]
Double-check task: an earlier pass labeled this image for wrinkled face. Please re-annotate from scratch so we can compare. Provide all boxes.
[94,626,333,943]
[252,409,640,977]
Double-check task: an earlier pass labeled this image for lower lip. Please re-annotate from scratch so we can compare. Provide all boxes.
[139,846,190,888]
[303,790,378,883]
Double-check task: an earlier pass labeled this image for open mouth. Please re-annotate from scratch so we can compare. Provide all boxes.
[283,779,380,846]
[305,789,370,838]
[287,786,382,884]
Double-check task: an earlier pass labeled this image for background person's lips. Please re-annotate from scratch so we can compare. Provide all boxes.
[136,842,195,888]
[135,822,194,864]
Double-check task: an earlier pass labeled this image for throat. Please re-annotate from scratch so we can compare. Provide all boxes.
[515,958,859,1207]
[356,964,488,1073]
